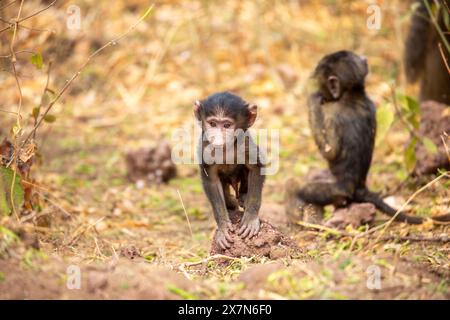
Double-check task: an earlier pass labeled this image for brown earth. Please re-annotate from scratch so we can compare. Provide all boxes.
[210,210,303,259]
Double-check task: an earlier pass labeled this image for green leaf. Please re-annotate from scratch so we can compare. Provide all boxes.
[397,93,420,129]
[32,107,40,119]
[0,226,19,257]
[166,284,198,300]
[423,137,438,154]
[404,137,417,173]
[444,10,450,30]
[376,102,395,146]
[12,124,21,136]
[30,53,43,69]
[338,258,352,270]
[0,226,19,240]
[0,166,24,216]
[44,114,56,123]
[406,96,420,115]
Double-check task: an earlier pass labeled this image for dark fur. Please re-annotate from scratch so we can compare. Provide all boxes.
[196,92,265,248]
[297,50,450,224]
[404,0,450,104]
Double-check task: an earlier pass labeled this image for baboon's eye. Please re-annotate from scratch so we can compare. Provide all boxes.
[223,123,231,129]
[210,121,217,127]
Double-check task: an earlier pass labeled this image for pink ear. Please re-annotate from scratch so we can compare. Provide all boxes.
[194,100,202,120]
[248,104,257,127]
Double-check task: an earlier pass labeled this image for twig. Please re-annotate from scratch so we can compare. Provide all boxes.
[177,189,193,239]
[443,0,450,13]
[8,0,25,222]
[181,254,240,268]
[0,108,19,116]
[348,172,449,251]
[35,190,72,218]
[0,49,37,58]
[374,172,449,242]
[384,177,412,197]
[390,85,422,143]
[0,0,56,33]
[20,4,155,148]
[438,42,450,75]
[65,216,105,247]
[0,0,18,11]
[424,0,450,55]
[21,179,50,192]
[296,220,344,236]
[0,0,57,34]
[33,61,52,140]
[382,234,449,242]
[178,254,240,279]
[0,17,54,34]
[299,173,450,249]
[15,0,56,23]
[441,132,450,162]
[298,220,450,243]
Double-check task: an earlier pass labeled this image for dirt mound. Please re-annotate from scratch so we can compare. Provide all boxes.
[413,101,450,176]
[210,210,302,259]
[125,140,177,184]
[237,262,284,290]
[0,257,193,300]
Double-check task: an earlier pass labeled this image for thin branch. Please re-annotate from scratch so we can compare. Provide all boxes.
[424,0,450,55]
[16,0,57,23]
[35,190,72,218]
[180,254,240,268]
[296,221,344,236]
[177,189,193,239]
[297,221,450,243]
[438,42,450,75]
[33,61,52,140]
[0,49,36,58]
[21,4,155,148]
[0,16,55,33]
[0,16,11,24]
[178,254,242,279]
[0,108,19,116]
[0,0,56,34]
[8,0,24,222]
[441,133,450,162]
[65,216,105,247]
[0,0,17,11]
[347,172,449,250]
[374,172,449,241]
[443,0,450,12]
[390,85,423,143]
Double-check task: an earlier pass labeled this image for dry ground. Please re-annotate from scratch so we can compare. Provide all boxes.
[0,0,449,299]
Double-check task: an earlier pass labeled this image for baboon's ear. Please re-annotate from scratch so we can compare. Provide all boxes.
[327,75,341,99]
[247,104,257,127]
[358,55,369,77]
[194,100,202,120]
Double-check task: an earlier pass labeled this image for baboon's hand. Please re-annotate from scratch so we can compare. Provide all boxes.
[216,222,234,250]
[238,213,260,239]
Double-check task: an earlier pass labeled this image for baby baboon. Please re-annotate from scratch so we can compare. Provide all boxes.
[195,92,265,249]
[404,0,450,104]
[286,50,450,224]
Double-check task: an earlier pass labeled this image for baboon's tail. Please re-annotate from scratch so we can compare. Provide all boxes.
[355,189,428,224]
